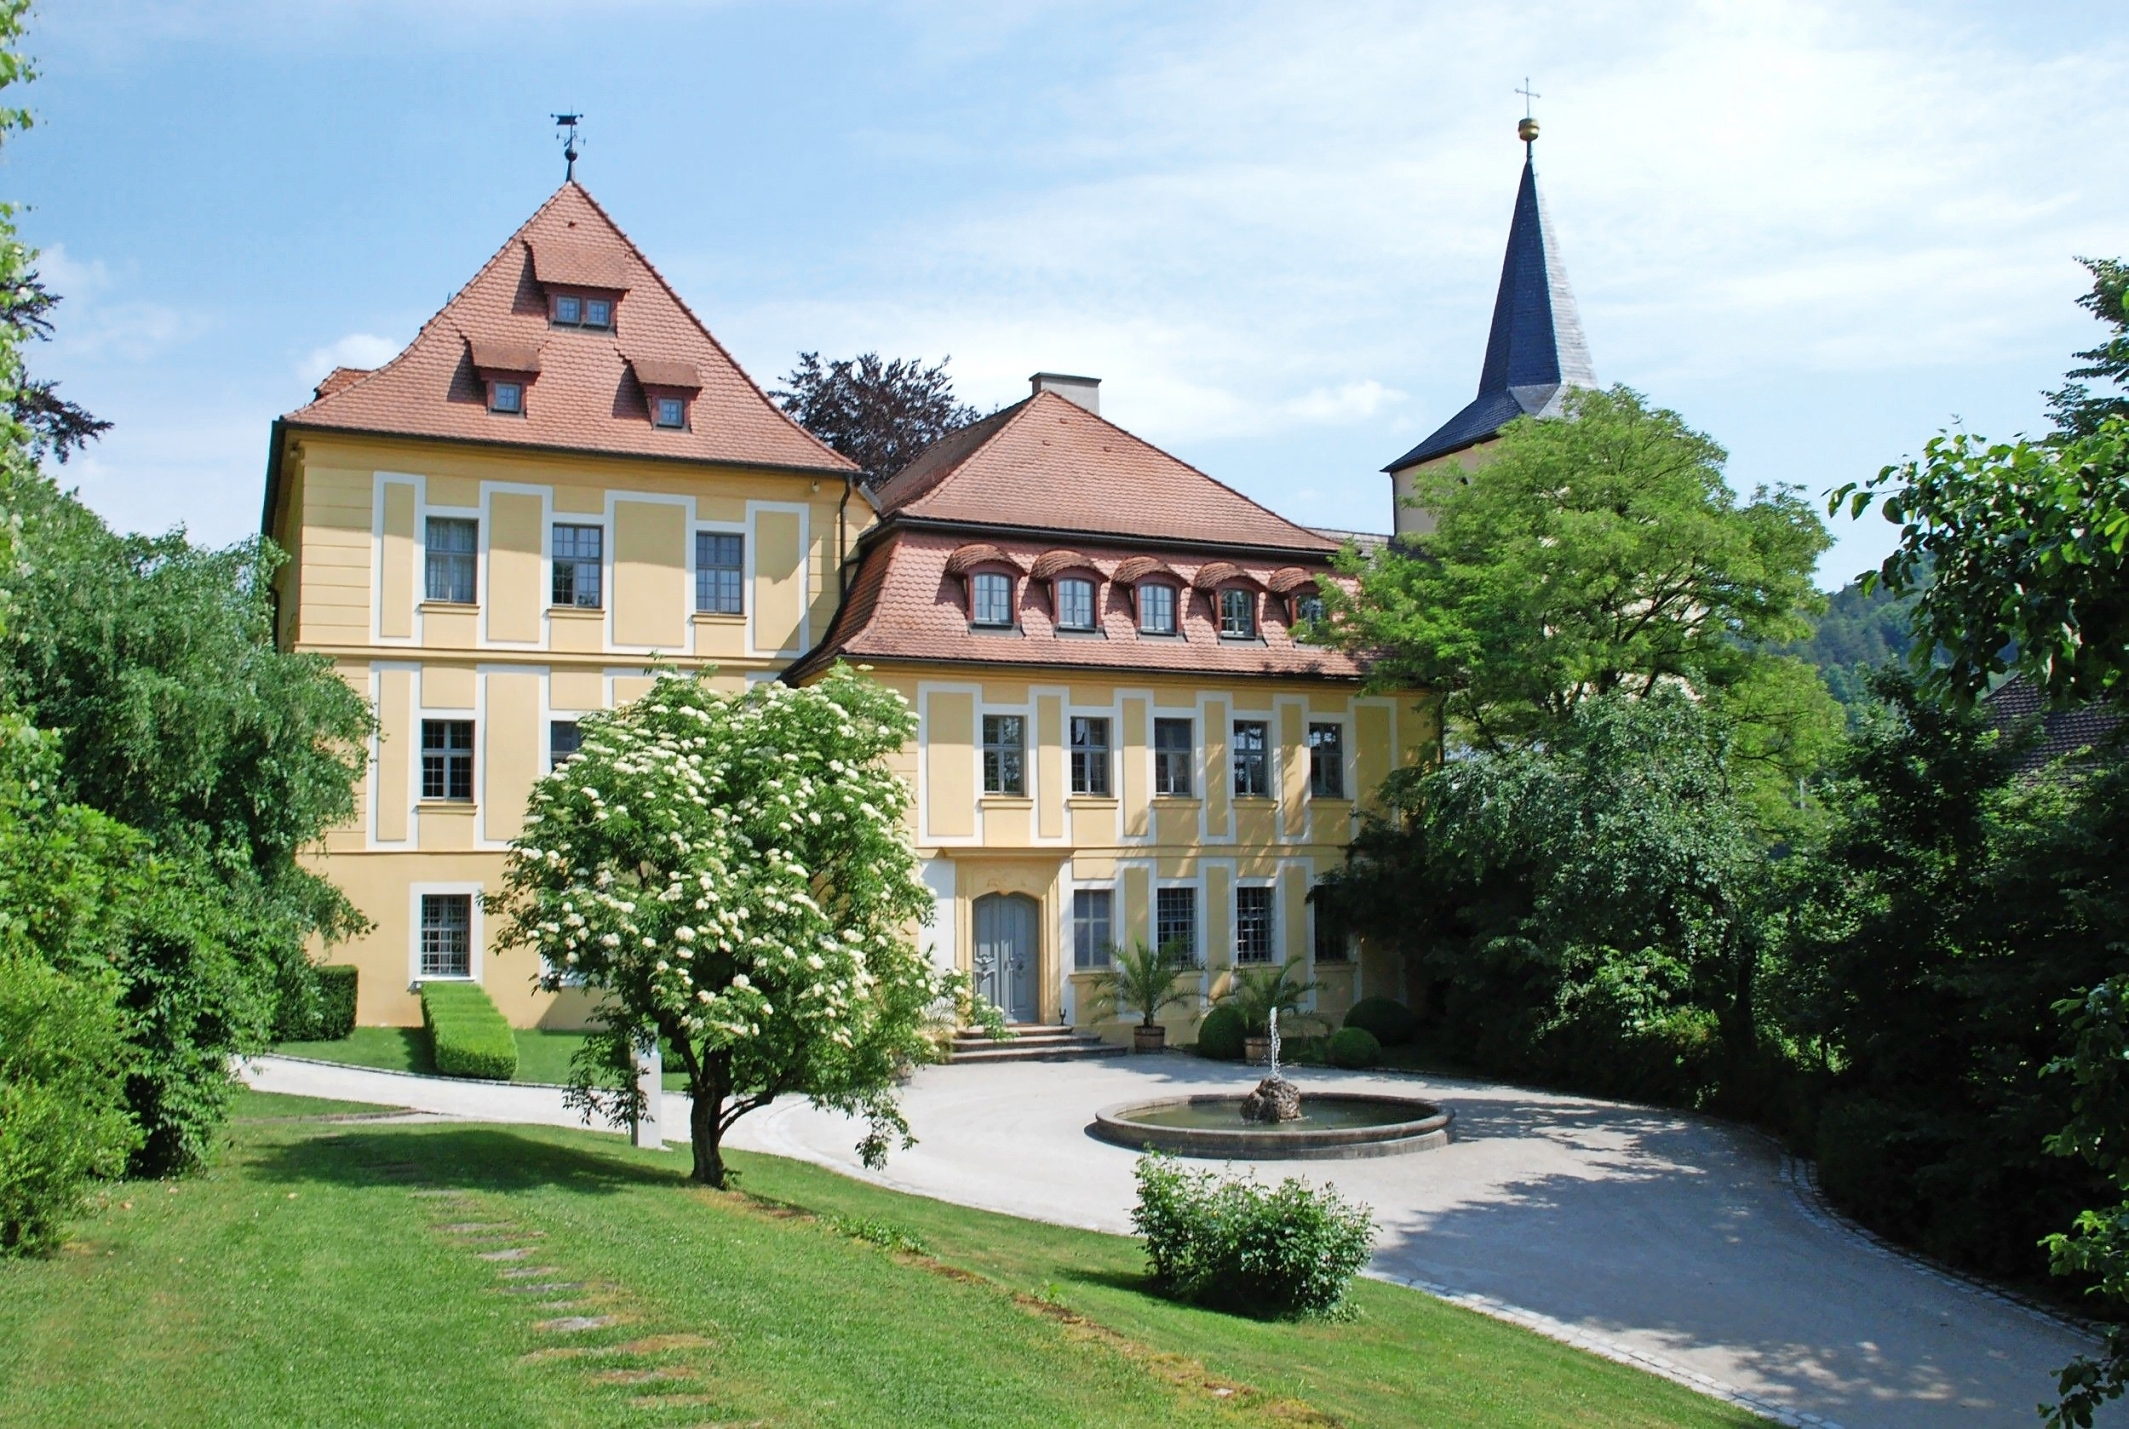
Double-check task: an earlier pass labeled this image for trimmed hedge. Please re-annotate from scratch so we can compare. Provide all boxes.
[1194,1004,1246,1061]
[420,982,518,1081]
[272,963,360,1042]
[1326,1025,1381,1069]
[1343,996,1418,1047]
[1133,1155,1375,1319]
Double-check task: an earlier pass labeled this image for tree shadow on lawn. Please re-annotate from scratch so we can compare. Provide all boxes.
[244,1124,683,1199]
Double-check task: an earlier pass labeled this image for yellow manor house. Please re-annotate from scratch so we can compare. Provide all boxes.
[264,181,1438,1044]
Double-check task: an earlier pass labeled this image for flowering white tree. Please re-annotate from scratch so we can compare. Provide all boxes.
[494,664,981,1187]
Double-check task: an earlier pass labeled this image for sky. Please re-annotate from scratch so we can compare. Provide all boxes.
[13,0,2129,589]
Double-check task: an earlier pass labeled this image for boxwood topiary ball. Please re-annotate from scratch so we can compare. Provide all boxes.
[1195,1004,1246,1060]
[1343,996,1418,1047]
[1327,1025,1382,1069]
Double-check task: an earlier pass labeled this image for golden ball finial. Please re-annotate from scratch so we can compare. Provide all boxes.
[1518,116,1540,143]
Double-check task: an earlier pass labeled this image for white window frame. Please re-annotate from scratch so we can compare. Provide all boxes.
[1154,880,1202,966]
[1234,878,1278,966]
[409,882,484,986]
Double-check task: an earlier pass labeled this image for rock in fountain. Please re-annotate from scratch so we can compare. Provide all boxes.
[1239,1008,1302,1123]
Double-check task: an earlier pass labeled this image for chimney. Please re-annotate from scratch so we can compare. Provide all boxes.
[1029,372,1100,415]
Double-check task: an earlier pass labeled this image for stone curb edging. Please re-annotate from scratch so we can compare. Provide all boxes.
[1775,1152,2108,1345]
[1367,1270,1843,1429]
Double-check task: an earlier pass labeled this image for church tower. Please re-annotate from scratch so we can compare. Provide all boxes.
[1384,116,1595,535]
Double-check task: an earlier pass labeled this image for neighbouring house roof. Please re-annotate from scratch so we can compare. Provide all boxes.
[786,527,1366,684]
[1386,152,1596,473]
[276,182,854,479]
[1984,675,2124,774]
[872,391,1337,554]
[1306,527,1390,558]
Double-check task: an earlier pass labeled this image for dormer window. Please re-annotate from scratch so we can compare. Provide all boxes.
[1055,576,1095,630]
[654,396,686,429]
[1295,594,1325,624]
[971,571,1014,628]
[550,292,614,329]
[1138,583,1177,635]
[1218,587,1256,638]
[489,380,523,415]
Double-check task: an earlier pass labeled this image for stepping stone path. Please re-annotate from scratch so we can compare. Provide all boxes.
[411,1185,730,1425]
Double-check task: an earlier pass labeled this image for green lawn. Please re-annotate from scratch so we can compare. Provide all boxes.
[0,1089,1756,1428]
[275,1026,690,1089]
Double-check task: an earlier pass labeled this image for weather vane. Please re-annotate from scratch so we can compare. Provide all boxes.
[1515,79,1541,148]
[553,113,584,181]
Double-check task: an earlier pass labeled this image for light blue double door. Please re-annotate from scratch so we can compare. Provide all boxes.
[972,893,1039,1024]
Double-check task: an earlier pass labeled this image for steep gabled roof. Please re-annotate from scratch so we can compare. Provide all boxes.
[873,391,1334,553]
[282,182,854,475]
[1387,151,1596,473]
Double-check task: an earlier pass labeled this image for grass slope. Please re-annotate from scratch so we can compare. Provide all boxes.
[275,1026,689,1089]
[0,1090,1756,1429]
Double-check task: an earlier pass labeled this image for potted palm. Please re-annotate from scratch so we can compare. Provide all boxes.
[1086,939,1199,1052]
[1221,960,1324,1064]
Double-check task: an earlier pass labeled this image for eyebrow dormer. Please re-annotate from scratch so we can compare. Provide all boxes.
[1030,549,1102,631]
[945,543,1026,630]
[1193,562,1265,639]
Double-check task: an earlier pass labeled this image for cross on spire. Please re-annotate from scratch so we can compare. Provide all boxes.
[1516,77,1541,118]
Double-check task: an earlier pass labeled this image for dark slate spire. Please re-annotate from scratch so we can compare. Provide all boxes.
[1386,142,1594,474]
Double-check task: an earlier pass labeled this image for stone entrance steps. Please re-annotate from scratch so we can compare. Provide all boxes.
[950,1023,1127,1064]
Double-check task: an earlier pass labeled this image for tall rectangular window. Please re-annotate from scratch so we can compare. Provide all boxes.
[1072,889,1114,969]
[982,714,1025,796]
[1156,886,1197,965]
[421,719,475,801]
[1308,722,1346,798]
[1138,583,1176,634]
[1154,717,1193,796]
[1070,716,1111,796]
[1055,577,1095,630]
[1232,720,1269,798]
[1219,587,1256,638]
[1312,887,1349,962]
[971,572,1014,627]
[695,532,744,615]
[419,893,472,978]
[551,523,603,608]
[1236,886,1275,964]
[549,719,582,771]
[425,517,477,603]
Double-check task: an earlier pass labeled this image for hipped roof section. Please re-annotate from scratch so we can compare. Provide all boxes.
[280,182,854,476]
[873,391,1337,554]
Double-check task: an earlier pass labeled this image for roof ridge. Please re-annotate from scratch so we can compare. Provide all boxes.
[872,398,1030,508]
[1020,391,1330,547]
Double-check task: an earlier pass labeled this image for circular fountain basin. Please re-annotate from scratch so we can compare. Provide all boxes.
[1090,1092,1452,1160]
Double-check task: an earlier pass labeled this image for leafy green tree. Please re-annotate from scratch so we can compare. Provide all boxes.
[2046,257,2129,440]
[1325,385,1837,787]
[1323,690,1773,1103]
[495,665,990,1188]
[1837,420,2128,711]
[0,2,373,1175]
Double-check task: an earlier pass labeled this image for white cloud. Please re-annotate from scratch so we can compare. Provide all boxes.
[299,333,403,385]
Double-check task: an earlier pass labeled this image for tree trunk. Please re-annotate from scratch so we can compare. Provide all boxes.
[688,1057,730,1187]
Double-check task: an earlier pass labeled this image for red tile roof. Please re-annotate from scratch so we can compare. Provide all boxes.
[284,183,854,475]
[790,528,1364,683]
[872,392,1335,553]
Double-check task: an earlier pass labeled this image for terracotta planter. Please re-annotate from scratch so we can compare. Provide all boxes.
[1243,1035,1271,1065]
[1133,1024,1167,1054]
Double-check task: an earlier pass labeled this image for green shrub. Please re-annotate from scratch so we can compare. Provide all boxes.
[420,983,518,1081]
[0,956,140,1255]
[1327,1025,1381,1069]
[1132,1155,1375,1319]
[1194,1004,1246,1060]
[273,963,359,1042]
[1343,996,1417,1047]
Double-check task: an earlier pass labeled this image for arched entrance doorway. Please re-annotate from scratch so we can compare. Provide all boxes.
[972,893,1039,1023]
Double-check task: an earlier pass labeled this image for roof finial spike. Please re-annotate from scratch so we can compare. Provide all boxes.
[1515,78,1541,152]
[553,112,584,182]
